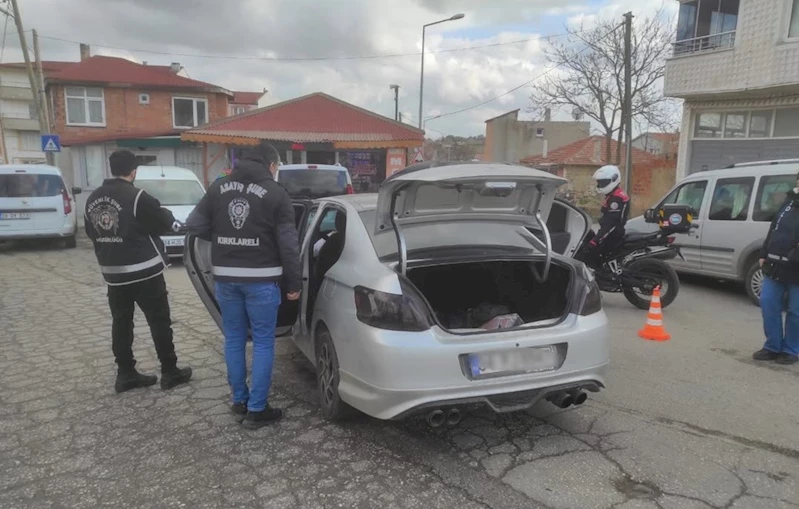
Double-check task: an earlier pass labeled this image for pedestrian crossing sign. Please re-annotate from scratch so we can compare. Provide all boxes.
[41,134,61,153]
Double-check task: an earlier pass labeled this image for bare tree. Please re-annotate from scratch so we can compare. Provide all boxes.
[529,7,675,164]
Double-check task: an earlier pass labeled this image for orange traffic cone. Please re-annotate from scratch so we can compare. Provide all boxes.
[638,286,671,341]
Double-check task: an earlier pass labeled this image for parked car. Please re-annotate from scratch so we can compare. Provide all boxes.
[626,159,799,306]
[0,164,81,248]
[185,162,608,423]
[134,166,205,258]
[275,163,354,199]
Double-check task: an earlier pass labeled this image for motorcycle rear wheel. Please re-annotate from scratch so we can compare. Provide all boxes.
[622,258,680,310]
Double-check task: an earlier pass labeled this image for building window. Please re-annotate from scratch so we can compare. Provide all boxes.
[773,107,799,137]
[723,112,747,138]
[695,112,723,138]
[19,132,40,151]
[749,111,773,138]
[172,97,208,128]
[708,177,754,221]
[673,0,738,55]
[232,106,246,115]
[790,0,799,38]
[65,86,105,126]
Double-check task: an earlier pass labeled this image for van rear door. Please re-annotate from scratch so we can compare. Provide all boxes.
[0,170,66,233]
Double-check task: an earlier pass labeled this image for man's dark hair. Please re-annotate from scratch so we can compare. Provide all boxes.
[109,150,139,177]
[235,141,281,167]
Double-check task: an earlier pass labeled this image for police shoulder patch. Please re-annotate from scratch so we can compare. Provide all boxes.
[610,201,619,210]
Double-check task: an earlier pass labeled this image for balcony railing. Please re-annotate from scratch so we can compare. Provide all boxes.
[671,31,736,57]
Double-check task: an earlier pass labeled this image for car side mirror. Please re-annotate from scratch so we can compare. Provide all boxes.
[643,208,658,223]
[72,186,82,195]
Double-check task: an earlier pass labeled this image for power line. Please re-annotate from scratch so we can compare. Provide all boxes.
[35,31,575,63]
[424,22,625,122]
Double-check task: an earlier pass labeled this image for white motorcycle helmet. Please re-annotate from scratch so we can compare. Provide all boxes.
[593,165,621,195]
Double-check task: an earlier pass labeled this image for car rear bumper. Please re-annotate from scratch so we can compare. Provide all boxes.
[334,311,610,420]
[0,222,75,241]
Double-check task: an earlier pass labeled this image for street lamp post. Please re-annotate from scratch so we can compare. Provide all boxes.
[418,13,465,129]
[389,84,400,121]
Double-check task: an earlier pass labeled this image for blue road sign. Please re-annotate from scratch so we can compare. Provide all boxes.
[41,134,61,153]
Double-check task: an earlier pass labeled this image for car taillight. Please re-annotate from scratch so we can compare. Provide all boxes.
[346,184,354,194]
[354,281,433,331]
[62,189,72,215]
[578,281,602,316]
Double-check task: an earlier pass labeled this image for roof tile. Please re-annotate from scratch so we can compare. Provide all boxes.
[520,135,663,167]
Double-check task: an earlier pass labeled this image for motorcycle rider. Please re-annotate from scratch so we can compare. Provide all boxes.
[579,165,630,267]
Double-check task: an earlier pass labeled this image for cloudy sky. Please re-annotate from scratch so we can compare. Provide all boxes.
[7,0,675,138]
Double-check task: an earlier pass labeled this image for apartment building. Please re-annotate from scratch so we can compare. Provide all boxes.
[666,0,799,178]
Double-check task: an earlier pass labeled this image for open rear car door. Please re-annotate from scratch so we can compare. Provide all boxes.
[184,201,313,337]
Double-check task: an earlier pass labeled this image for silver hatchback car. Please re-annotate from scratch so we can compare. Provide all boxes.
[185,162,609,423]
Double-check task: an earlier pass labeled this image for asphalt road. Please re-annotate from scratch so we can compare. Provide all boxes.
[1,237,797,509]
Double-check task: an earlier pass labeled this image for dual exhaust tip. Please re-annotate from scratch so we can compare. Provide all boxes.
[546,390,588,409]
[424,389,588,426]
[426,407,462,428]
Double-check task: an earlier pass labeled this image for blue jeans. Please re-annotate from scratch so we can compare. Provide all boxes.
[215,281,281,412]
[760,275,799,356]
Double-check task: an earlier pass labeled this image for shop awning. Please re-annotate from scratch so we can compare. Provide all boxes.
[117,136,187,148]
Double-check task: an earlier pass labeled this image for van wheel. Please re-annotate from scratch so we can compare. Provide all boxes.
[315,328,353,421]
[65,235,77,249]
[744,260,763,307]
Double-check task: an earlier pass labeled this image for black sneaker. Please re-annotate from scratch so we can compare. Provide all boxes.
[160,366,193,390]
[775,353,799,365]
[115,369,157,394]
[241,406,283,429]
[752,349,779,361]
[231,402,248,423]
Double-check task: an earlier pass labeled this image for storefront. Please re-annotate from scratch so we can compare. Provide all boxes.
[181,92,424,187]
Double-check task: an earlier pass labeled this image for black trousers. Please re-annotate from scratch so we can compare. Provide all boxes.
[107,274,178,373]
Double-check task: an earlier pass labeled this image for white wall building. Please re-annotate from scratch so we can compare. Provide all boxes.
[666,0,799,179]
[0,67,46,165]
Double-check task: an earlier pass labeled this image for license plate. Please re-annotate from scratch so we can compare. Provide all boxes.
[163,238,184,247]
[467,346,559,379]
[0,212,31,220]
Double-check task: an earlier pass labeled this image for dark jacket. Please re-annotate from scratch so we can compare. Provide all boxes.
[594,186,630,247]
[186,154,301,291]
[85,178,176,285]
[761,189,799,285]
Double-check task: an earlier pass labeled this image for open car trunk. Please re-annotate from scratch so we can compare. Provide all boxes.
[406,259,573,331]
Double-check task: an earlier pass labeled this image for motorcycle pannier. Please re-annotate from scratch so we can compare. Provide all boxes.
[646,204,694,234]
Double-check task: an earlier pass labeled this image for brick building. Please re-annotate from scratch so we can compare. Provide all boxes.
[229,90,267,116]
[482,109,590,163]
[520,136,677,218]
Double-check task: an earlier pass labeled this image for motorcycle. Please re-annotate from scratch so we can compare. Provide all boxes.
[579,204,694,310]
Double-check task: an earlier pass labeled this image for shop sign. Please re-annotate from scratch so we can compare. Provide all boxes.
[386,148,407,177]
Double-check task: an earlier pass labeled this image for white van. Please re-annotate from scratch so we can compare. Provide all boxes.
[627,159,799,306]
[275,164,353,199]
[0,165,81,248]
[134,166,205,258]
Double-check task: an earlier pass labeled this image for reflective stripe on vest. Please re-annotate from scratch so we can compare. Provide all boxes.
[212,266,283,278]
[768,253,790,262]
[101,254,164,274]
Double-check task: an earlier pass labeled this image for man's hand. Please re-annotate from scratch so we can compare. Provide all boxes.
[286,292,301,301]
[759,258,765,267]
[171,221,184,233]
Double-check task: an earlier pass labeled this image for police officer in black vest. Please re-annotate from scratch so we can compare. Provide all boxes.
[85,150,193,392]
[754,173,799,365]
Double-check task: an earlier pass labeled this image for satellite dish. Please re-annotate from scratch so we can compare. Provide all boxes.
[571,107,584,121]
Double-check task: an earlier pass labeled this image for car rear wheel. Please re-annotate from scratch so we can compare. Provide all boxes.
[65,234,77,249]
[745,260,763,307]
[315,328,353,421]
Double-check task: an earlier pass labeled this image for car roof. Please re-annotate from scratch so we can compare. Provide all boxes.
[134,166,200,181]
[278,164,347,171]
[0,164,63,176]
[323,193,378,211]
[683,160,799,181]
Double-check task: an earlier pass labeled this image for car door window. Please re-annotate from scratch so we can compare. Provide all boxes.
[753,174,796,222]
[708,177,755,221]
[661,180,708,214]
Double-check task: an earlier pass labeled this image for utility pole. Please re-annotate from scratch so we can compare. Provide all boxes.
[389,84,400,121]
[33,29,53,166]
[623,11,634,195]
[8,0,51,164]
